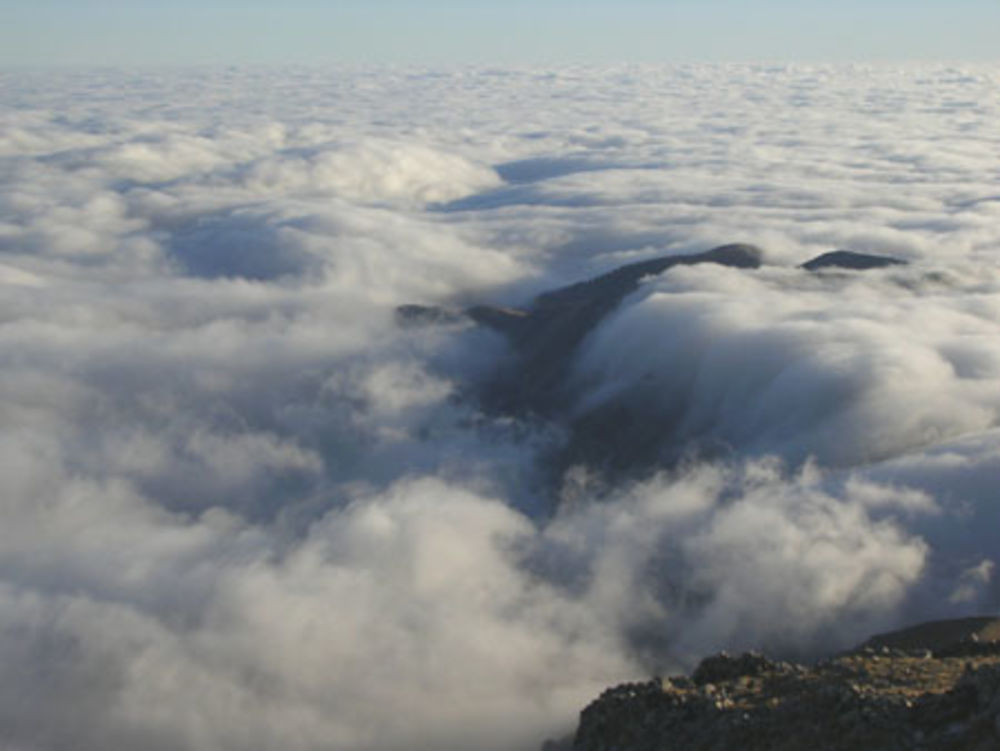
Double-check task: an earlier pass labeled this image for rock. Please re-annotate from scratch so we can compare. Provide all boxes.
[800,249,906,271]
[571,617,1000,751]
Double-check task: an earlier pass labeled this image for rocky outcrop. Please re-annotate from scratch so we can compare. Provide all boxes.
[569,618,1000,751]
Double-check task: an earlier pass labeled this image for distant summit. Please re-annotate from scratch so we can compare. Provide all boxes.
[801,249,907,271]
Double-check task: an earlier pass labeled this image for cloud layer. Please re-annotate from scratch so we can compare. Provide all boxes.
[1,63,1000,750]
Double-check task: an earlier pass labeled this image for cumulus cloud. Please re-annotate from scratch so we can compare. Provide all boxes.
[237,139,503,207]
[1,62,1000,751]
[0,477,635,751]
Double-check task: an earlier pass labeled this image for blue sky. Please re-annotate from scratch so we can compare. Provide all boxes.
[2,0,999,66]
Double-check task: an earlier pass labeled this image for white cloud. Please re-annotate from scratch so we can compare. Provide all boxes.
[1,62,1000,751]
[238,140,503,207]
[572,263,1000,467]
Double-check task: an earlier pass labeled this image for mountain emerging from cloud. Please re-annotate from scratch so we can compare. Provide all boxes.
[1,63,1000,751]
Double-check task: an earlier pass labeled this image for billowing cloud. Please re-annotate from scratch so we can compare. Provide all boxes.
[572,262,1000,468]
[1,62,999,750]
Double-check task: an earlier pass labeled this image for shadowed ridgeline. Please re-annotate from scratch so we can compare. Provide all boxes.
[397,245,907,477]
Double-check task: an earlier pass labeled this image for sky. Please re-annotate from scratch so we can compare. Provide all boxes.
[2,0,999,67]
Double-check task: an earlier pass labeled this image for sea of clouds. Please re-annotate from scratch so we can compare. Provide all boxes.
[1,63,1000,751]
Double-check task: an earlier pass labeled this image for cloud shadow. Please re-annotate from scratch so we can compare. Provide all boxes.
[166,210,319,281]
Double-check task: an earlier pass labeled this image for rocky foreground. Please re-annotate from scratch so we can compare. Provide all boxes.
[564,618,1000,751]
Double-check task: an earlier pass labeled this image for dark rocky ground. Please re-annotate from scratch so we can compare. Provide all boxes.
[561,618,1000,751]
